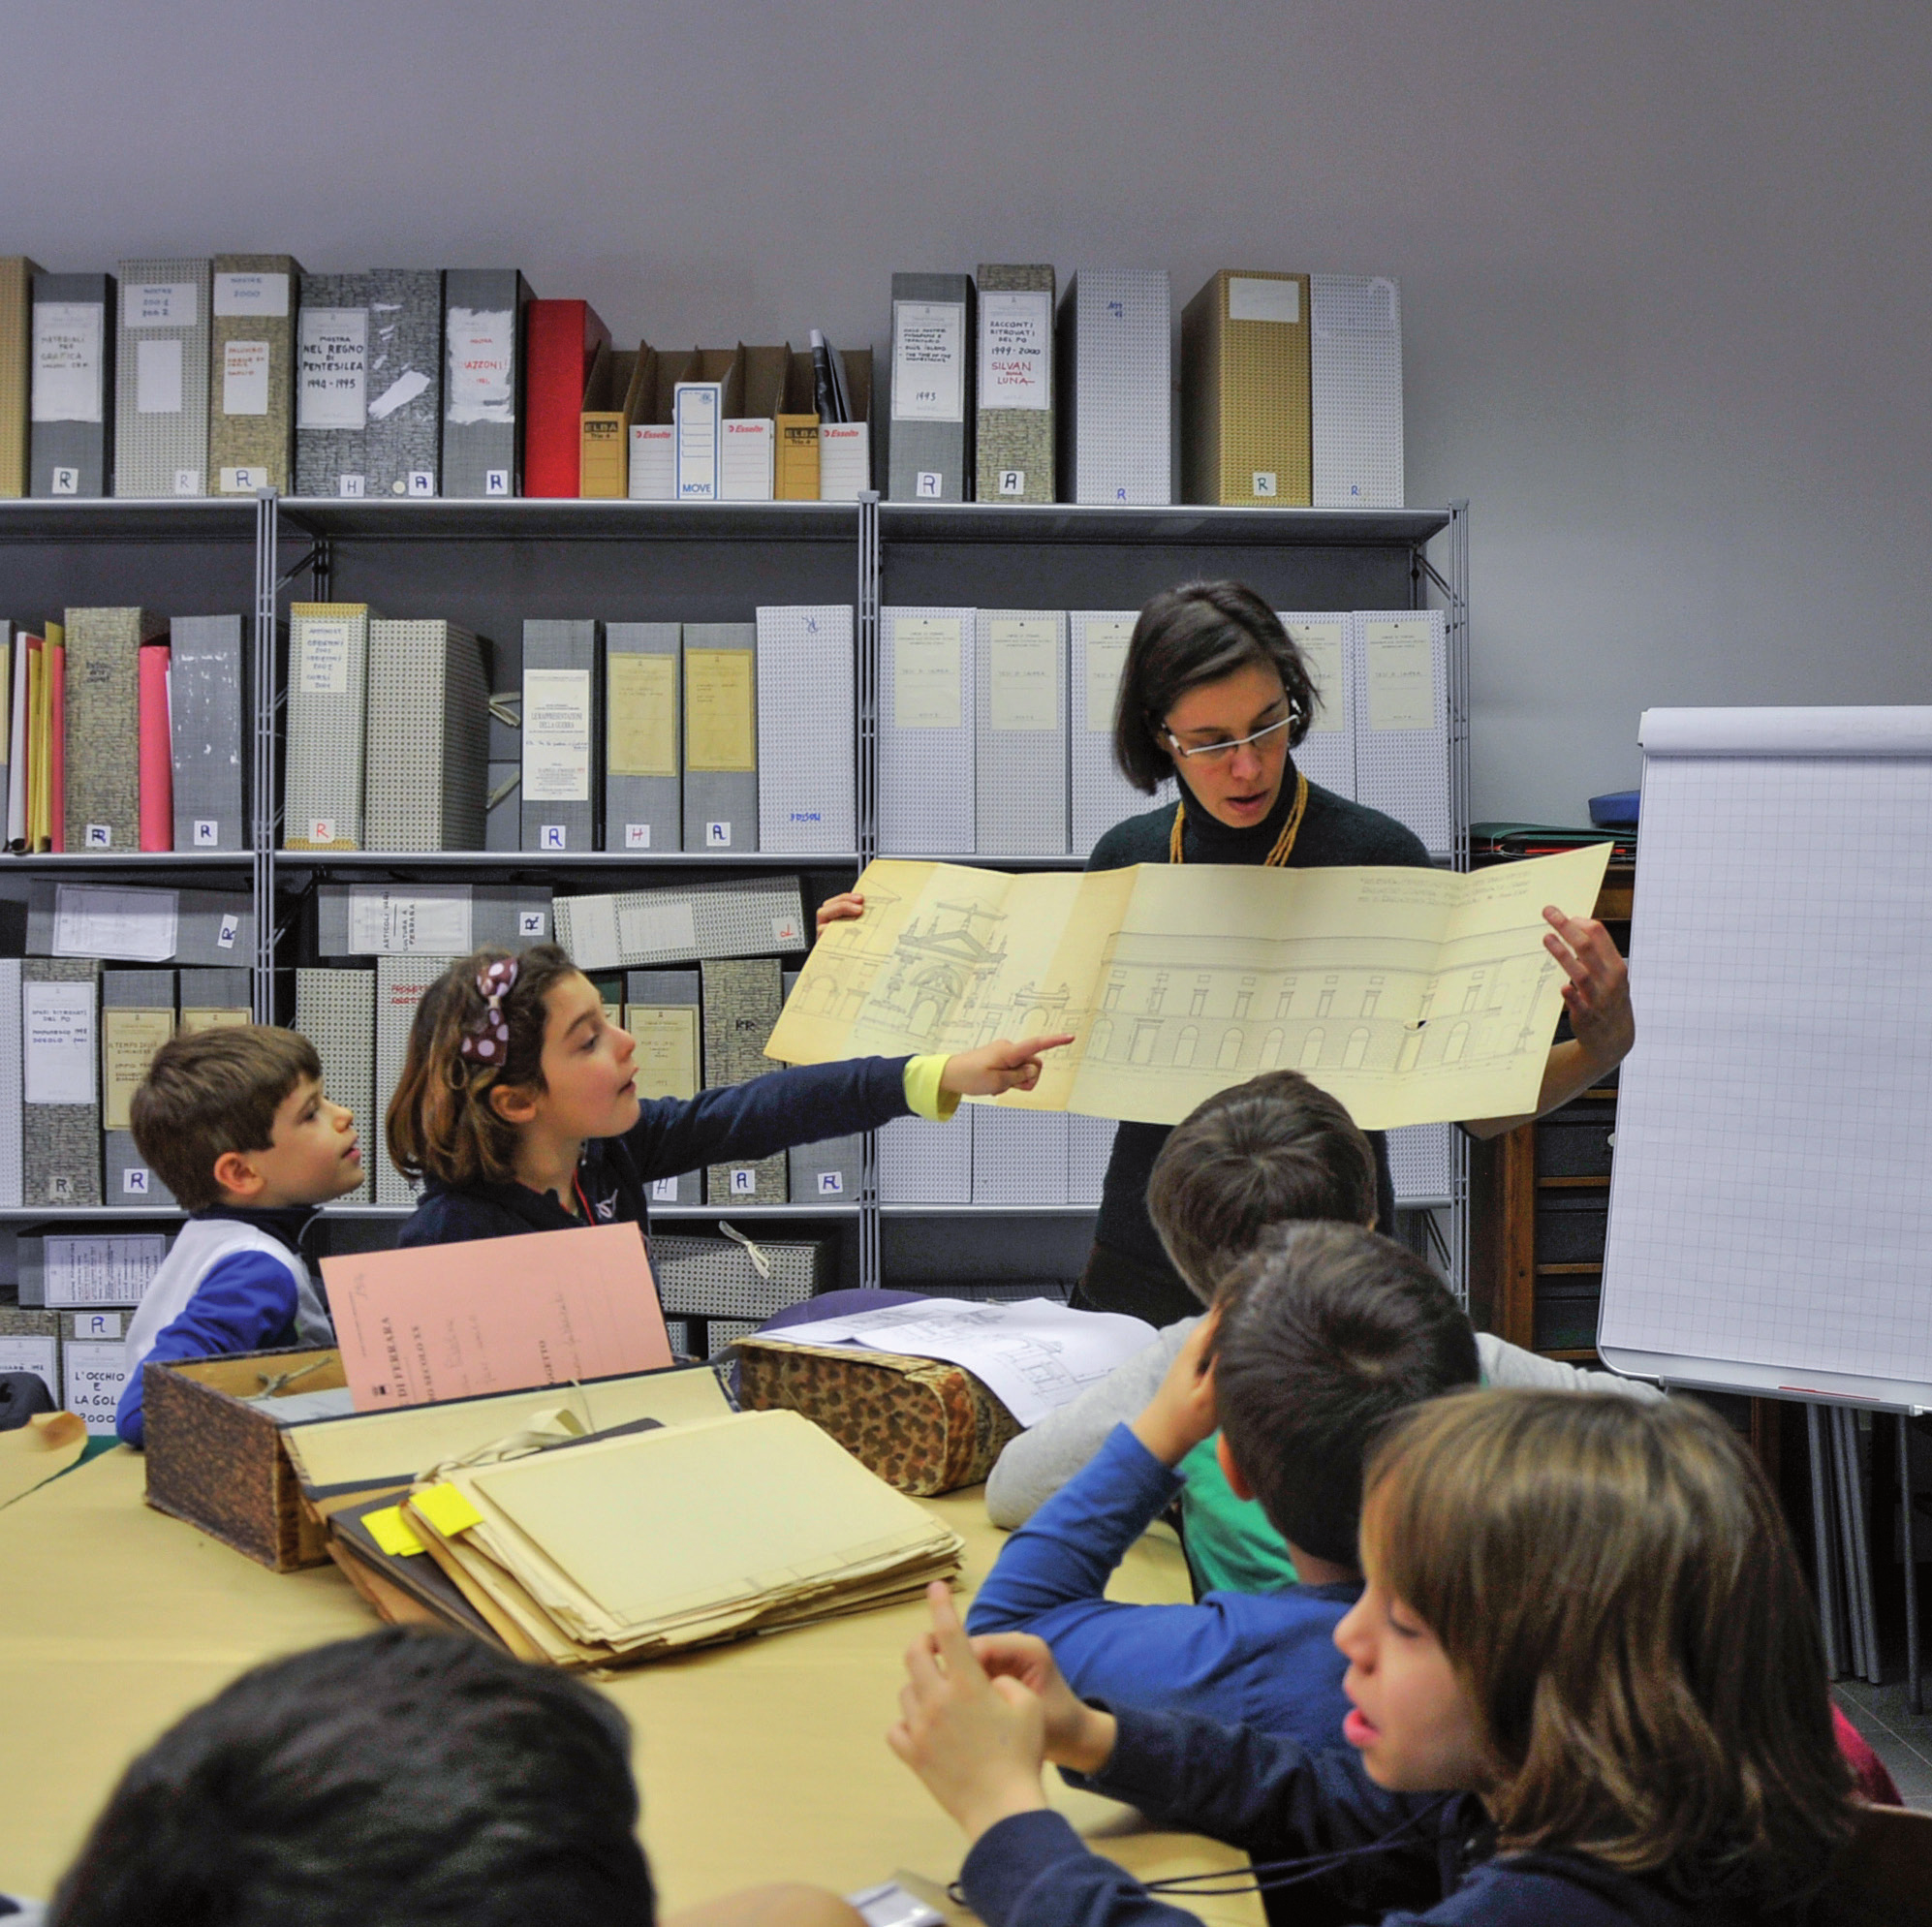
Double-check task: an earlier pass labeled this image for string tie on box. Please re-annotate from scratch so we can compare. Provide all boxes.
[718,1221,773,1280]
[460,956,518,1064]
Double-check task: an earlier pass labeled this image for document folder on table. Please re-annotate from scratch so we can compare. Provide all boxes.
[1310,274,1403,510]
[880,606,975,855]
[603,623,680,854]
[284,604,372,850]
[1058,269,1170,506]
[888,272,974,501]
[756,606,854,855]
[681,623,756,853]
[31,273,114,499]
[1181,269,1311,507]
[210,254,299,495]
[975,608,1067,857]
[113,260,209,497]
[975,264,1055,504]
[443,270,532,498]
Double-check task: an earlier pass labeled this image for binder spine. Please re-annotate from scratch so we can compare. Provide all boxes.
[625,969,701,1205]
[974,608,1068,857]
[1061,269,1171,507]
[283,604,370,850]
[520,620,600,853]
[366,620,489,851]
[1311,275,1403,511]
[295,272,372,498]
[30,272,114,499]
[1350,609,1450,860]
[701,959,786,1205]
[1278,612,1356,802]
[112,259,210,498]
[888,272,975,502]
[975,264,1055,505]
[1070,610,1172,857]
[970,1104,1069,1205]
[169,615,247,851]
[209,253,299,495]
[603,623,681,854]
[680,623,757,854]
[0,958,21,1206]
[138,643,172,851]
[0,258,44,500]
[296,968,375,1203]
[102,968,175,1206]
[879,606,976,855]
[63,606,152,851]
[362,269,444,497]
[442,270,530,499]
[779,971,859,1201]
[22,958,100,1207]
[756,606,855,854]
[374,956,453,1206]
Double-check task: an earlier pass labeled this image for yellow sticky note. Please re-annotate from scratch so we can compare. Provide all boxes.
[412,1482,485,1538]
[363,1505,425,1558]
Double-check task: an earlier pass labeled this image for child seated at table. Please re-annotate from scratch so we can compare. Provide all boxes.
[114,1026,366,1448]
[42,1626,863,1927]
[895,1391,1861,1927]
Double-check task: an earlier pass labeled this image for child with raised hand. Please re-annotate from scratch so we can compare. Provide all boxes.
[893,1390,1859,1927]
[390,944,1069,1246]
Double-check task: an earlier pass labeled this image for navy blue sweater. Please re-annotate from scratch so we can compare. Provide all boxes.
[397,1056,916,1247]
[962,1704,1765,1927]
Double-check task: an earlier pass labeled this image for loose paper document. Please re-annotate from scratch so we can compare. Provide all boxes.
[762,1298,1158,1428]
[769,846,1611,1131]
[326,1222,674,1413]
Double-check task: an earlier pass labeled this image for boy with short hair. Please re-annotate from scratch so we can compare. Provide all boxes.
[114,1026,364,1448]
[968,1221,1477,1751]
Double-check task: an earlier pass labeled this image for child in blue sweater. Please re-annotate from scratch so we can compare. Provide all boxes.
[388,944,1067,1248]
[894,1390,1859,1927]
[117,1026,367,1447]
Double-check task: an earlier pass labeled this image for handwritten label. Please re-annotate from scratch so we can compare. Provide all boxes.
[683,650,756,773]
[222,338,271,417]
[63,1342,129,1437]
[1082,618,1134,733]
[987,617,1059,731]
[347,886,474,956]
[523,668,592,802]
[298,618,353,696]
[298,308,368,430]
[52,884,179,962]
[608,651,677,778]
[892,616,962,730]
[103,1007,174,1131]
[445,307,514,425]
[213,271,289,318]
[978,291,1051,411]
[32,302,103,423]
[891,300,964,422]
[24,982,96,1105]
[126,281,197,327]
[1364,618,1437,731]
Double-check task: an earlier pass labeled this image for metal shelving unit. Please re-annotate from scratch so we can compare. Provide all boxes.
[1,493,1470,1298]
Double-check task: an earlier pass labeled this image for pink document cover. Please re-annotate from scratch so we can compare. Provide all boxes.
[139,644,173,852]
[324,1222,674,1413]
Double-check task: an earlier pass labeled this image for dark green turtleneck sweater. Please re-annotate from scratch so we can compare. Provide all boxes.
[1081,766,1431,1324]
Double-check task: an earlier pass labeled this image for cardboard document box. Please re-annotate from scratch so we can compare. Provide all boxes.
[880,606,976,855]
[296,271,374,497]
[1279,611,1356,800]
[552,875,805,972]
[284,602,373,849]
[651,1231,831,1322]
[210,254,300,495]
[976,264,1055,504]
[756,606,855,854]
[775,347,821,500]
[604,623,681,854]
[1311,274,1403,510]
[521,620,601,854]
[780,968,861,1202]
[443,269,532,499]
[681,622,757,852]
[626,346,694,500]
[1058,268,1171,506]
[0,257,47,498]
[113,259,210,497]
[580,342,654,499]
[975,608,1068,856]
[0,956,23,1205]
[30,272,115,498]
[888,273,974,501]
[22,957,99,1208]
[366,620,491,851]
[63,606,165,851]
[170,614,248,851]
[1181,269,1312,507]
[625,969,701,1205]
[363,268,445,497]
[1070,609,1174,856]
[28,877,255,966]
[101,969,175,1205]
[701,957,786,1205]
[1351,608,1449,859]
[525,298,611,497]
[296,968,373,1203]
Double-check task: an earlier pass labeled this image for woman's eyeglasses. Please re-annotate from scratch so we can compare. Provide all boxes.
[1162,711,1294,765]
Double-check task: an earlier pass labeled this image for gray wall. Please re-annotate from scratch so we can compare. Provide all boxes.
[15,0,1932,820]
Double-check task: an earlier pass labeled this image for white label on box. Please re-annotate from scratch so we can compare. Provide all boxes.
[122,1167,153,1196]
[348,886,474,956]
[916,471,943,497]
[51,468,78,494]
[219,465,261,492]
[719,418,774,502]
[409,470,434,495]
[997,469,1026,495]
[818,422,869,501]
[625,824,652,849]
[32,302,103,423]
[47,1235,167,1307]
[523,668,592,803]
[674,384,721,500]
[1228,276,1301,325]
[217,914,240,949]
[222,341,270,417]
[24,982,95,1104]
[1285,617,1349,733]
[978,291,1051,411]
[298,618,353,695]
[214,271,289,318]
[892,300,964,422]
[338,474,364,497]
[988,617,1060,731]
[541,824,567,850]
[52,884,179,962]
[705,821,732,848]
[63,1341,129,1437]
[72,1311,121,1339]
[616,900,700,957]
[194,819,220,846]
[1251,472,1278,497]
[446,307,515,424]
[892,615,963,730]
[309,818,336,844]
[1364,618,1437,731]
[136,336,184,415]
[1083,618,1134,733]
[84,824,111,849]
[629,423,675,500]
[298,308,368,430]
[367,367,431,421]
[484,468,510,494]
[127,281,198,327]
[174,468,200,494]
[651,1176,680,1202]
[772,914,803,946]
[0,1336,58,1403]
[816,1170,844,1196]
[517,910,547,937]
[729,1167,757,1196]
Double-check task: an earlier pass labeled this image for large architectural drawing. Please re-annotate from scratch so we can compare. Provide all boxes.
[769,846,1612,1130]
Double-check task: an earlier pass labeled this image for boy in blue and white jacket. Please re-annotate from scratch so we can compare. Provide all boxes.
[115,1026,365,1447]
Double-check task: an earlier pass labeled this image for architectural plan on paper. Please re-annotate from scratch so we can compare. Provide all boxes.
[767,846,1610,1130]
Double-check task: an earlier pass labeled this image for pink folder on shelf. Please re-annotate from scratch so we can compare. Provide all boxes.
[138,642,173,852]
[324,1223,674,1413]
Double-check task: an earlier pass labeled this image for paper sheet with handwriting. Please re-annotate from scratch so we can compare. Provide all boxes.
[768,845,1611,1131]
[757,1297,1158,1428]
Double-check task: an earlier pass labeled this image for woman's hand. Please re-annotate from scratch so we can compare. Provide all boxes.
[1542,907,1635,1073]
[940,1035,1076,1098]
[1129,1311,1223,1468]
[816,892,864,939]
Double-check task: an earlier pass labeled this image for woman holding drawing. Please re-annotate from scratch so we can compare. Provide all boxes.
[818,581,1635,1326]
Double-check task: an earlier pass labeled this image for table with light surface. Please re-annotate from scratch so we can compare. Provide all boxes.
[0,1447,1261,1923]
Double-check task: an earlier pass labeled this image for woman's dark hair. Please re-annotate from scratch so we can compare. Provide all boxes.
[1112,580,1319,793]
[387,943,584,1188]
[47,1627,655,1927]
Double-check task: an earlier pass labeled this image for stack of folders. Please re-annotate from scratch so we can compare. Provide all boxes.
[391,1409,962,1667]
[0,608,246,853]
[880,605,1448,861]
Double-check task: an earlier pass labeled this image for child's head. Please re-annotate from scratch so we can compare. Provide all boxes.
[1211,1222,1478,1567]
[1340,1388,1855,1903]
[1146,1069,1378,1302]
[130,1025,361,1212]
[47,1627,654,1927]
[388,945,640,1187]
